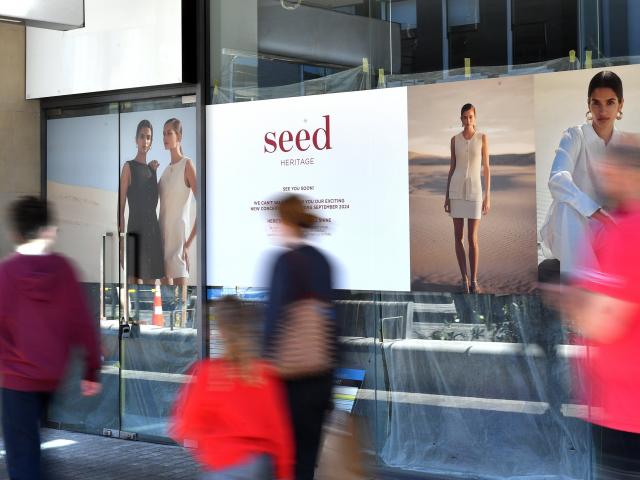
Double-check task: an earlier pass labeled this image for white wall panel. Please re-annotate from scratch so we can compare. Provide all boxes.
[26,0,182,99]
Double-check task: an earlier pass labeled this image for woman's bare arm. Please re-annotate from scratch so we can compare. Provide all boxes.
[118,163,131,233]
[445,136,456,212]
[183,160,198,268]
[482,134,491,215]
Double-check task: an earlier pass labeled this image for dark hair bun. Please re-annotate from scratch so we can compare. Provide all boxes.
[588,71,623,101]
[461,103,476,116]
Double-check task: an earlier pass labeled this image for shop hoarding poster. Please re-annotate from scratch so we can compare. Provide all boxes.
[408,76,537,294]
[47,107,197,286]
[535,64,640,277]
[206,88,410,291]
[119,109,198,286]
[207,63,640,295]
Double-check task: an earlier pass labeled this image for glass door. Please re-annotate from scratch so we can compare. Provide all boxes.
[117,97,198,441]
[45,96,199,443]
[46,103,122,435]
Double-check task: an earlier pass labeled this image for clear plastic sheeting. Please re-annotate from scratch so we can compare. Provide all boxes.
[386,58,570,86]
[378,340,590,479]
[386,54,640,87]
[211,54,640,105]
[211,53,370,104]
[115,323,198,439]
[335,293,593,479]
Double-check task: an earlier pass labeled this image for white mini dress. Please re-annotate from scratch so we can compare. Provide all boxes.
[159,157,193,279]
[449,132,483,219]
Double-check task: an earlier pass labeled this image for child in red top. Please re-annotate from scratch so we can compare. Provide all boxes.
[171,296,294,480]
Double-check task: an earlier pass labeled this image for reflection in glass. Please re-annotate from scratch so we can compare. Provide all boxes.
[210,0,640,101]
[204,2,640,477]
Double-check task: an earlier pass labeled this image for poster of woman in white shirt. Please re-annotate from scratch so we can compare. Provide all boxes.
[535,66,640,279]
[409,76,538,294]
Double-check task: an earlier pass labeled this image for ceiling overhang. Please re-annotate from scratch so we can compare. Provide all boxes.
[0,0,84,30]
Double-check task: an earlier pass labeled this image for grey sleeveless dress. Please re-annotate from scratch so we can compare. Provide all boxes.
[126,160,164,280]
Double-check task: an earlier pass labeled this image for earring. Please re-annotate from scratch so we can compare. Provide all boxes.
[586,111,593,121]
[617,111,623,120]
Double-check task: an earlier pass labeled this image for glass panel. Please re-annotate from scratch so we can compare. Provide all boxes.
[210,0,640,100]
[209,0,390,103]
[206,2,640,478]
[334,291,382,463]
[46,105,121,435]
[118,98,199,441]
[581,0,640,65]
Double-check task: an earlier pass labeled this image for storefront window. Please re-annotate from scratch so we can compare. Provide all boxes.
[206,1,640,478]
[45,97,200,442]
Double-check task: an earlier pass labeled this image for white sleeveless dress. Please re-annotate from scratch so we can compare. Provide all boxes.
[159,157,193,279]
[449,132,483,219]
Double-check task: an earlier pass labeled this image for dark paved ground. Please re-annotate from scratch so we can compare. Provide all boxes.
[0,428,434,479]
[0,428,199,480]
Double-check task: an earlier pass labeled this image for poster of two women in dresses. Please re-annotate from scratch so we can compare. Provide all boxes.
[408,63,640,295]
[119,108,197,308]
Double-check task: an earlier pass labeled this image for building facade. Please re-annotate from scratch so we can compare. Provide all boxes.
[4,1,640,478]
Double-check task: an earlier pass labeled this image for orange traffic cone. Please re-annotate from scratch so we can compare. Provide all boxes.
[152,287,164,327]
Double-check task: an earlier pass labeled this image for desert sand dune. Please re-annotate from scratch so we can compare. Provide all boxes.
[409,153,537,294]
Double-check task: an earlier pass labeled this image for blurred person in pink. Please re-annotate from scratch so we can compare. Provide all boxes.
[0,196,102,480]
[553,136,640,475]
[171,296,294,480]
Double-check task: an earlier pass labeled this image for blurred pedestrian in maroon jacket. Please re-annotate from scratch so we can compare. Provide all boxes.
[0,196,101,480]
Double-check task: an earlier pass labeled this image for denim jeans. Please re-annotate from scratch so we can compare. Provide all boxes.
[199,454,274,480]
[1,388,50,480]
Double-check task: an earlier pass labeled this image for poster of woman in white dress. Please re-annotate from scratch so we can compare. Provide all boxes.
[409,75,537,294]
[159,118,197,287]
